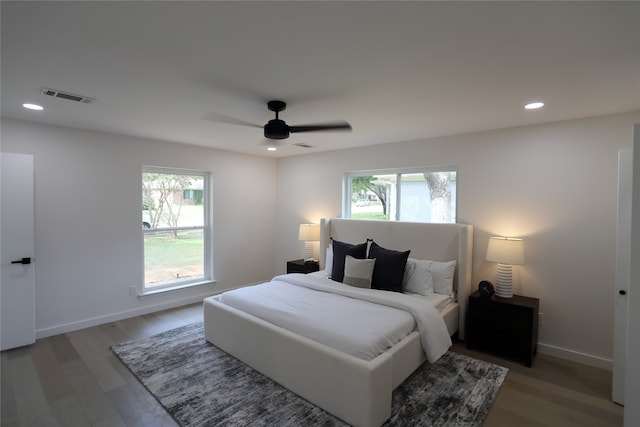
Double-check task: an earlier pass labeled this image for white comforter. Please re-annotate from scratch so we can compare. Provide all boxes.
[219,273,452,363]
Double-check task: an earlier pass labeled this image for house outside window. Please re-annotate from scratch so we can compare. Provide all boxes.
[142,167,212,292]
[345,167,457,223]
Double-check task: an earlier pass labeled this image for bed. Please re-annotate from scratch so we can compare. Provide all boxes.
[204,218,473,427]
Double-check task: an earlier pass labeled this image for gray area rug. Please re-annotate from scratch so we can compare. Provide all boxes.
[111,322,507,426]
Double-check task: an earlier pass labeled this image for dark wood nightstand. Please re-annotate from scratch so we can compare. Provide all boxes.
[467,290,539,367]
[286,259,320,274]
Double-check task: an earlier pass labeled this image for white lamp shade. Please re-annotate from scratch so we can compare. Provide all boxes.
[298,223,320,241]
[486,237,525,265]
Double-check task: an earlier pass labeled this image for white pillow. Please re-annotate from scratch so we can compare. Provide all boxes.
[429,260,457,296]
[343,255,376,289]
[325,245,333,278]
[402,258,434,296]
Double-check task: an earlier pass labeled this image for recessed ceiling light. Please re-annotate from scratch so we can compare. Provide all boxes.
[524,102,544,110]
[22,103,44,111]
[267,146,277,151]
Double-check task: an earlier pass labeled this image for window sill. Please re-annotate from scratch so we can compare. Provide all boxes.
[139,279,217,299]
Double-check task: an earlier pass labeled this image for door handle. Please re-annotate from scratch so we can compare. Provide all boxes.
[11,257,31,265]
[619,290,627,295]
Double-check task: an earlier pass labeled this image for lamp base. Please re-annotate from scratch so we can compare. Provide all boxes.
[303,241,314,262]
[495,263,514,298]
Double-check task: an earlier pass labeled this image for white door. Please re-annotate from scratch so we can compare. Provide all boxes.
[1,153,36,350]
[624,124,640,426]
[613,149,631,404]
[611,149,633,405]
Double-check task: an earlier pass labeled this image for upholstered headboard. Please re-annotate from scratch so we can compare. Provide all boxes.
[319,218,473,339]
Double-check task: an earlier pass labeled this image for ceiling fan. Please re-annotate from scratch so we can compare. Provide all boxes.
[208,100,352,140]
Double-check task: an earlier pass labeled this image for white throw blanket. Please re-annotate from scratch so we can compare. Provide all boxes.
[221,273,452,363]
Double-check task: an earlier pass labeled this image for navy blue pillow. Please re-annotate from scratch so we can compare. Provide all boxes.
[368,241,410,292]
[331,239,368,283]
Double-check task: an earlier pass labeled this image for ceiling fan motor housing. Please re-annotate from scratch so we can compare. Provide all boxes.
[264,119,290,139]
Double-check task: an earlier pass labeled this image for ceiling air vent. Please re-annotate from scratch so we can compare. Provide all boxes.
[42,88,96,104]
[293,143,314,148]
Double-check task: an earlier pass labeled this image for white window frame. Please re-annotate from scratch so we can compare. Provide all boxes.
[343,166,457,223]
[141,166,213,294]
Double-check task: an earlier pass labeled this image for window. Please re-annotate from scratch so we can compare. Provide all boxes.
[142,167,212,292]
[345,167,457,223]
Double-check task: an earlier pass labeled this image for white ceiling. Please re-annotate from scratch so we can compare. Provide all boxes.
[2,1,639,157]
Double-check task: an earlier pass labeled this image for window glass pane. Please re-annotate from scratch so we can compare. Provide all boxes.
[144,229,204,288]
[142,170,209,290]
[350,174,396,221]
[142,174,204,229]
[399,173,429,221]
[399,172,457,223]
[429,171,456,223]
[347,169,456,223]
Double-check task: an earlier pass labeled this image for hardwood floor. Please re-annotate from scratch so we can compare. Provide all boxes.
[1,303,623,426]
[452,342,623,427]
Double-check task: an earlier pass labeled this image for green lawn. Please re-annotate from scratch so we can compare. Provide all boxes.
[144,230,204,285]
[351,212,389,220]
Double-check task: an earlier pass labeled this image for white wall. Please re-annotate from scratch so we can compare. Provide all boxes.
[1,118,277,337]
[2,111,638,367]
[275,110,640,367]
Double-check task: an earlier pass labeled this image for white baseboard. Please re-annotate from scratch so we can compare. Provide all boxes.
[35,291,212,339]
[35,282,258,340]
[538,342,612,371]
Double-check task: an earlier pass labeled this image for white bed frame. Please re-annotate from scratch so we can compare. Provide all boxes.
[204,218,473,427]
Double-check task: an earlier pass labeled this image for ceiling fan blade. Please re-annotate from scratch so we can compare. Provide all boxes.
[201,112,262,129]
[289,121,352,133]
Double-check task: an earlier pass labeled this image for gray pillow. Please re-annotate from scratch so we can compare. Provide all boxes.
[342,255,376,289]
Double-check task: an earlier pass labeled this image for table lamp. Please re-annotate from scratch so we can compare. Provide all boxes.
[486,237,525,298]
[298,223,320,261]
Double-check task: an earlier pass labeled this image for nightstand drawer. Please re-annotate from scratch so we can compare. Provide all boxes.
[468,302,532,333]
